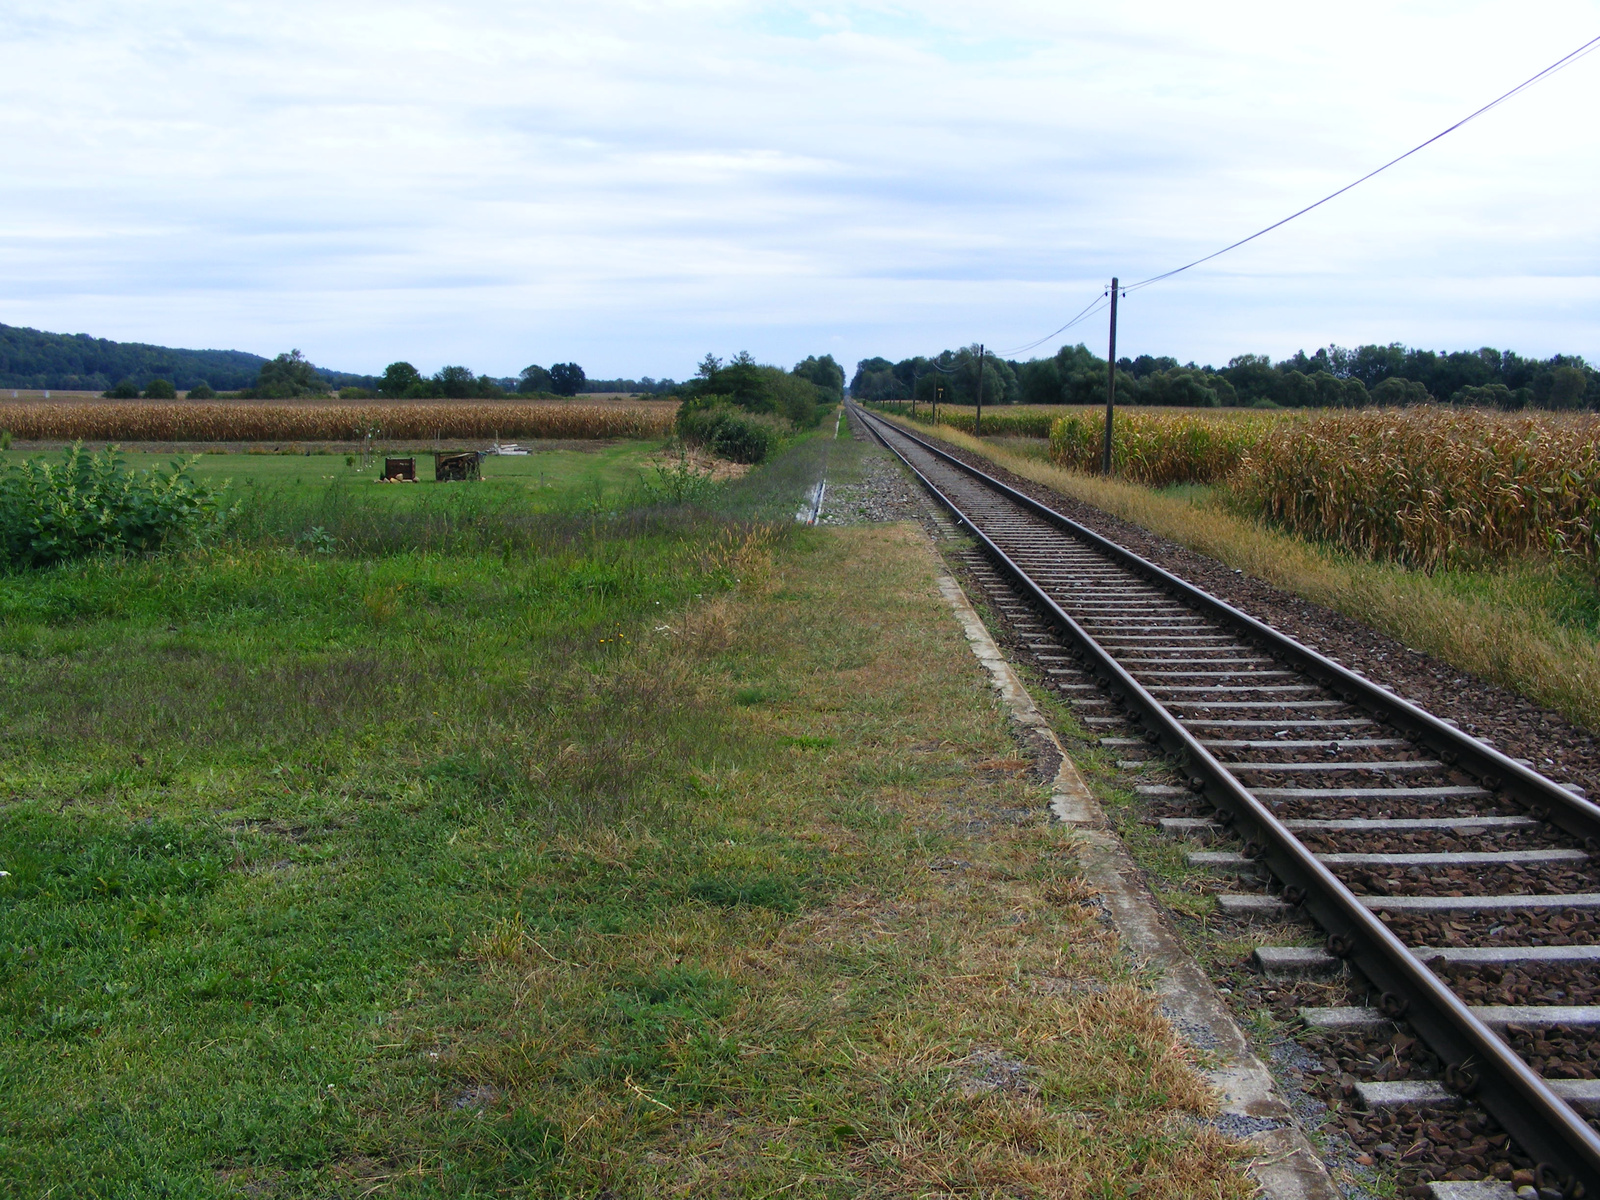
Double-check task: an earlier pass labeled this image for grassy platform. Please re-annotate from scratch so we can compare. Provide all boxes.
[0,440,1243,1197]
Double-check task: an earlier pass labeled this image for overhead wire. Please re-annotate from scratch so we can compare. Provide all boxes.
[995,291,1111,357]
[1122,32,1600,293]
[987,31,1600,357]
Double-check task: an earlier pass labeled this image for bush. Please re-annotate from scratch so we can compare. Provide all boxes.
[105,379,140,399]
[0,444,234,569]
[676,401,784,464]
[187,381,217,399]
[711,414,778,463]
[143,379,177,400]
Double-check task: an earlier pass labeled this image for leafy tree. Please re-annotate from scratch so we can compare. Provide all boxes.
[1549,366,1588,410]
[1139,368,1234,408]
[1053,343,1106,405]
[942,345,1016,406]
[1342,343,1407,388]
[518,364,552,394]
[850,357,900,400]
[549,363,586,396]
[105,379,140,399]
[254,350,328,399]
[676,350,829,441]
[143,378,177,400]
[1223,355,1280,405]
[1123,354,1179,379]
[433,365,477,399]
[1017,358,1061,404]
[1371,377,1431,406]
[378,362,423,398]
[187,381,216,399]
[792,354,844,402]
[1452,383,1517,409]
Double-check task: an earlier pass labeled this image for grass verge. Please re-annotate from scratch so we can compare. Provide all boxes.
[903,421,1600,732]
[0,452,1244,1197]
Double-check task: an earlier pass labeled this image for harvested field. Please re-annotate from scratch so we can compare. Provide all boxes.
[0,399,678,442]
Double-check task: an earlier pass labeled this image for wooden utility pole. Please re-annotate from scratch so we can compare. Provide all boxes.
[1103,279,1119,475]
[934,381,942,422]
[974,344,986,436]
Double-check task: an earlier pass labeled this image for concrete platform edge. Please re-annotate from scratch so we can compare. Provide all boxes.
[935,570,1345,1200]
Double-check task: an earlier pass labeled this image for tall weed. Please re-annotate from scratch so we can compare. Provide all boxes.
[0,443,233,568]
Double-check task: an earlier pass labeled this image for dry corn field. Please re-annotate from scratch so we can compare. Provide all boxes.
[931,409,1059,438]
[1047,408,1281,486]
[0,400,678,442]
[1232,408,1600,570]
[1032,406,1600,569]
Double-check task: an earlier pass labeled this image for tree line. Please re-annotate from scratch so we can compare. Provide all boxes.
[0,323,295,392]
[86,353,648,402]
[852,342,1597,411]
[0,322,684,401]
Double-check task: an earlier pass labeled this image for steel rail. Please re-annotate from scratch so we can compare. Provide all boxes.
[853,402,1600,1197]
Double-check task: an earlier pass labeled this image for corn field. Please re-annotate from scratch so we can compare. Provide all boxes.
[1231,408,1600,570]
[0,400,678,442]
[875,403,1060,438]
[1047,409,1278,486]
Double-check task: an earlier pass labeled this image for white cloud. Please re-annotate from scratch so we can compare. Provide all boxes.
[0,0,1595,377]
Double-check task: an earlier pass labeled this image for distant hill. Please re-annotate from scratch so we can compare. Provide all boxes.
[0,323,375,392]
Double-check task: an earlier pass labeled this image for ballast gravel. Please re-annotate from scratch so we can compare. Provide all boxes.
[912,431,1600,796]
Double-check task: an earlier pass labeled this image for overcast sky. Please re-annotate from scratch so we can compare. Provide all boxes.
[2,1,1596,380]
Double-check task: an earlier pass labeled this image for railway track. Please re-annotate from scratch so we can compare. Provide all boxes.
[852,403,1600,1198]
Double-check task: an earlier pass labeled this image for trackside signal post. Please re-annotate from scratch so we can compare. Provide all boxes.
[1103,278,1118,475]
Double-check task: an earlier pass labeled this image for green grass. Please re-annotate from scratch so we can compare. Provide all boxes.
[1,441,672,513]
[0,438,1246,1197]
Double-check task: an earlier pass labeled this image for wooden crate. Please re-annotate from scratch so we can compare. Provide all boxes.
[434,451,481,482]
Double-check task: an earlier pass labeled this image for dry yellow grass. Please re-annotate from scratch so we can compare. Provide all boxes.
[896,418,1600,732]
[435,523,1250,1196]
[0,399,677,442]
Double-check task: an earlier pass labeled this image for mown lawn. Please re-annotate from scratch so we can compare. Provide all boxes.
[0,439,1243,1197]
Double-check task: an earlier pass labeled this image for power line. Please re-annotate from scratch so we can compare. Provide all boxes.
[994,31,1600,358]
[995,291,1110,358]
[1123,32,1600,293]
